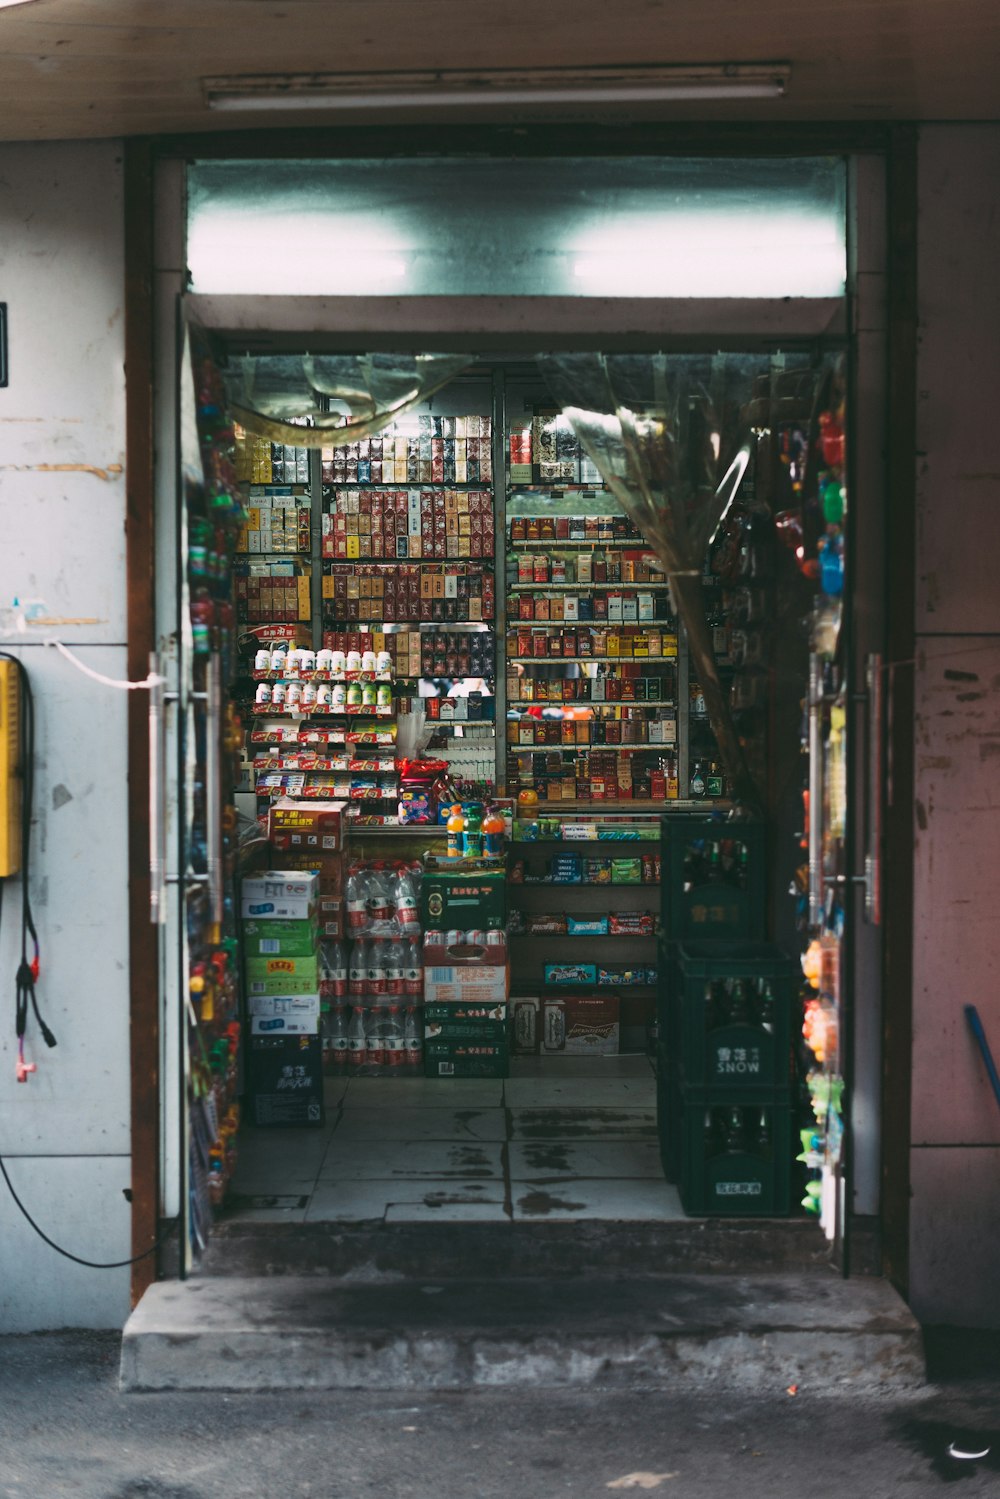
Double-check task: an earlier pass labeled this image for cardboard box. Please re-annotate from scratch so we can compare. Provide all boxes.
[423,940,509,1006]
[248,992,321,1021]
[241,871,319,921]
[423,1040,509,1078]
[245,954,320,994]
[423,1002,508,1043]
[421,870,506,930]
[241,917,319,958]
[250,1001,321,1036]
[248,1034,325,1127]
[268,798,348,852]
[542,996,620,1056]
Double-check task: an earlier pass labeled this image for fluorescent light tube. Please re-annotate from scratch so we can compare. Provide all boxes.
[204,65,790,113]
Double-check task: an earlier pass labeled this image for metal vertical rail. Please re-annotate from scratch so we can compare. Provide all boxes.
[492,366,507,796]
[808,650,824,929]
[310,446,323,652]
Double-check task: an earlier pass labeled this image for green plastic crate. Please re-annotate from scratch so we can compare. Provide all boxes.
[660,816,765,941]
[675,940,796,1091]
[679,1089,792,1216]
[655,1045,682,1185]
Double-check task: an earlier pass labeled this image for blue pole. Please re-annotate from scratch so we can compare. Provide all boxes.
[964,1004,1000,1117]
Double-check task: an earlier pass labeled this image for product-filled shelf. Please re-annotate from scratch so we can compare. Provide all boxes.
[507,582,673,592]
[511,881,661,890]
[509,539,651,551]
[509,743,675,755]
[511,656,678,666]
[252,705,396,718]
[320,619,493,630]
[510,931,657,941]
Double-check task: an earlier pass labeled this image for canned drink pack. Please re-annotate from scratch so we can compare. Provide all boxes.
[485,928,507,947]
[465,929,487,947]
[444,929,464,948]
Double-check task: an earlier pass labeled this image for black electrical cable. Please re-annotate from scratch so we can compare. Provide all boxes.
[0,650,180,1269]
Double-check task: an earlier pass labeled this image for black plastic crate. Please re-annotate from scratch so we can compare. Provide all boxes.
[660,816,766,942]
[679,1089,792,1216]
[675,940,796,1091]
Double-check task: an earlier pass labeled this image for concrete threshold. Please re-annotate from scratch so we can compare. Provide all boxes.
[121,1272,924,1394]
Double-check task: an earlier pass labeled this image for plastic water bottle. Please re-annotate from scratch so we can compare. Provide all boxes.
[347,1006,367,1071]
[326,1005,348,1076]
[383,1005,405,1071]
[394,867,420,933]
[403,937,423,998]
[364,1008,385,1070]
[404,1007,423,1070]
[384,938,405,997]
[348,940,368,999]
[321,939,349,999]
[346,867,369,933]
[367,864,394,927]
[367,938,387,998]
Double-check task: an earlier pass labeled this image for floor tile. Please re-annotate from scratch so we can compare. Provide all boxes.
[344,1078,505,1109]
[508,1107,657,1141]
[384,1200,509,1223]
[305,1178,506,1223]
[218,1202,309,1224]
[231,1127,335,1195]
[330,1107,508,1144]
[508,1139,663,1181]
[318,1138,504,1181]
[510,1178,685,1222]
[504,1078,655,1108]
[323,1076,351,1107]
[509,1056,654,1082]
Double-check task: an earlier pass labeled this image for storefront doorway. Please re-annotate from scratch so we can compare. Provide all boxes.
[145,145,886,1282]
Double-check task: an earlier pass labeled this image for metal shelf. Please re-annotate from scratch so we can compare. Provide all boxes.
[509,743,675,755]
[508,539,649,550]
[508,582,672,592]
[510,656,677,665]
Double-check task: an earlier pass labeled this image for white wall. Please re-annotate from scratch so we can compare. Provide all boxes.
[0,141,131,1329]
[910,125,1000,1327]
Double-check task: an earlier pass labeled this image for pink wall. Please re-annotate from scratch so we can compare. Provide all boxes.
[909,125,1000,1327]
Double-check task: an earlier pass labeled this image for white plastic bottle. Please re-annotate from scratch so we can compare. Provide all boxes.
[345,866,369,934]
[403,937,423,999]
[383,1005,405,1072]
[384,938,405,997]
[404,1007,423,1070]
[325,939,349,999]
[364,1008,385,1071]
[327,1005,348,1076]
[394,867,420,933]
[347,1006,367,1071]
[366,938,387,998]
[348,939,368,999]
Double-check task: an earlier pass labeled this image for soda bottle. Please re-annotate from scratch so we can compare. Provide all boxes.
[348,939,368,999]
[403,937,423,998]
[384,938,405,997]
[404,1007,423,1070]
[462,804,483,859]
[394,867,420,933]
[482,807,505,856]
[347,1006,367,1071]
[364,1008,385,1071]
[446,804,465,859]
[383,1005,405,1071]
[328,1005,348,1076]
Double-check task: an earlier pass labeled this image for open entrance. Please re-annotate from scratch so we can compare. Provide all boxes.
[149,149,884,1281]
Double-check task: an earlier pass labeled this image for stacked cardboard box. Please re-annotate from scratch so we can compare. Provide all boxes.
[420,869,509,1078]
[241,870,324,1127]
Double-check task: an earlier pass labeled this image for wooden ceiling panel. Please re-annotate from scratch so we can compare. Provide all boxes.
[0,0,997,140]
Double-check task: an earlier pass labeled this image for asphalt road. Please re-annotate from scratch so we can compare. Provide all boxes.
[1,1331,998,1499]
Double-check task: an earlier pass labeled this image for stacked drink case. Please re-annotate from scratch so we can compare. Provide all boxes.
[324,859,426,1077]
[420,868,510,1078]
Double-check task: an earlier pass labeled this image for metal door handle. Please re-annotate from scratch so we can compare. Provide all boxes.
[205,653,224,924]
[864,652,882,924]
[148,652,166,924]
[808,651,824,928]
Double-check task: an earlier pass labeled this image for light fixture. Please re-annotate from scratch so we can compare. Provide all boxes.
[0,1,41,8]
[203,64,791,113]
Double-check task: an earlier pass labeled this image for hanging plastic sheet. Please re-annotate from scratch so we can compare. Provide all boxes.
[218,350,471,448]
[537,353,823,807]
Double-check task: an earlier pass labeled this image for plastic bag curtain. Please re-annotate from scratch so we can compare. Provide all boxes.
[220,351,471,449]
[538,353,760,806]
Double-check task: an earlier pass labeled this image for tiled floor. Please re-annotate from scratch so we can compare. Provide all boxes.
[227,1055,686,1224]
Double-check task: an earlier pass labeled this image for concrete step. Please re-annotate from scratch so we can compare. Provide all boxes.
[120,1272,924,1394]
[200,1217,834,1280]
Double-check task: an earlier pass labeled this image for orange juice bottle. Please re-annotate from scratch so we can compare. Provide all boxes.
[446,804,465,859]
[482,808,505,856]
